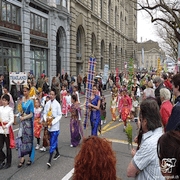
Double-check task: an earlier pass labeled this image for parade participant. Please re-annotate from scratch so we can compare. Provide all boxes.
[70,94,83,147]
[60,85,67,115]
[111,84,118,100]
[100,95,107,125]
[65,90,71,118]
[127,99,164,180]
[166,73,180,131]
[157,131,180,179]
[88,85,101,136]
[110,93,117,121]
[0,94,14,169]
[160,88,173,129]
[72,85,80,103]
[39,95,50,152]
[117,89,123,122]
[131,95,139,125]
[29,80,37,99]
[119,89,132,130]
[34,99,43,150]
[72,136,120,180]
[43,88,62,167]
[17,85,34,168]
[2,85,14,110]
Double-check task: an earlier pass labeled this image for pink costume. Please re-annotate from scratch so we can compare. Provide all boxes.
[119,95,132,121]
[61,90,67,115]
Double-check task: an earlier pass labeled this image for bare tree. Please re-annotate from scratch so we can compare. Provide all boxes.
[134,0,180,41]
[156,22,178,60]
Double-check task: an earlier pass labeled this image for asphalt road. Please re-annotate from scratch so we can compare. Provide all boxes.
[1,90,137,180]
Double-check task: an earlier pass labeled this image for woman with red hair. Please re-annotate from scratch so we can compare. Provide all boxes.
[72,136,121,180]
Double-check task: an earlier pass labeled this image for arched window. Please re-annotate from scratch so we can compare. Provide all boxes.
[101,40,105,69]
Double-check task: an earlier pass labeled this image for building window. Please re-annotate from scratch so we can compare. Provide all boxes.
[101,40,104,69]
[30,47,47,79]
[30,12,47,38]
[0,41,21,86]
[76,28,82,61]
[108,0,111,23]
[115,6,117,27]
[0,0,21,30]
[91,0,94,11]
[100,0,103,18]
[109,43,112,70]
[91,33,96,54]
[120,12,123,31]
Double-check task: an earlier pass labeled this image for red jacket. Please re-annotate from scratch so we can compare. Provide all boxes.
[160,100,173,127]
[164,80,172,90]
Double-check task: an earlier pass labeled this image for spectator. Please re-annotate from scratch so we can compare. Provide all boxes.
[153,76,165,107]
[77,74,82,93]
[162,73,172,91]
[127,98,164,179]
[72,136,121,180]
[43,77,50,94]
[160,88,173,129]
[166,73,180,131]
[157,131,180,179]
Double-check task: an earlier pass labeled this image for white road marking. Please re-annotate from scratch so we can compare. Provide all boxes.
[62,168,74,180]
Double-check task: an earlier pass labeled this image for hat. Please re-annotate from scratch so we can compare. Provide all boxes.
[41,74,45,78]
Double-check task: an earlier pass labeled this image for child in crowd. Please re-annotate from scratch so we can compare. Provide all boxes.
[65,90,72,118]
[34,98,43,150]
[100,95,106,125]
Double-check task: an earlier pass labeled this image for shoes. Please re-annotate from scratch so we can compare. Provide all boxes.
[26,160,32,166]
[17,159,25,168]
[0,161,5,170]
[70,144,73,148]
[53,153,60,160]
[47,162,51,167]
[119,119,122,122]
[35,144,40,150]
[104,120,106,124]
[65,115,67,118]
[40,147,46,152]
[3,164,11,169]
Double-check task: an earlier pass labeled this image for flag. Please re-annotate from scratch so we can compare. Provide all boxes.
[141,48,144,64]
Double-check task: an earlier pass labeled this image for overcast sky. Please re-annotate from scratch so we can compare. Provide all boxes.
[137,11,159,43]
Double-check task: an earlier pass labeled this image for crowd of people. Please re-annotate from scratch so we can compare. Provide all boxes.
[0,71,180,180]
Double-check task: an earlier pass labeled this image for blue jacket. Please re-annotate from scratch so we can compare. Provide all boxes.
[166,96,180,131]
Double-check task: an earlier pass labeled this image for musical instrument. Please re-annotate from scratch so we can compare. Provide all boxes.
[84,56,96,129]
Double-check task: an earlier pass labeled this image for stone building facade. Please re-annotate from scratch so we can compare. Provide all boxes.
[70,0,137,76]
[137,40,165,71]
[0,0,70,84]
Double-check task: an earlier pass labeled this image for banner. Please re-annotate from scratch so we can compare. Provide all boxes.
[9,72,27,85]
[102,64,109,85]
